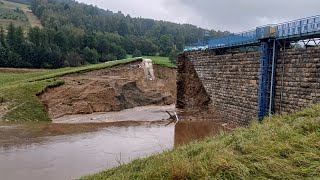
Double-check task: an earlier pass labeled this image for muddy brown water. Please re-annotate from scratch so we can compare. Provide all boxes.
[53,105,176,123]
[0,122,174,180]
[0,106,229,180]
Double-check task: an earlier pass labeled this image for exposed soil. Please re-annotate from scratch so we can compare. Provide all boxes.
[23,9,43,28]
[176,54,211,112]
[40,61,176,119]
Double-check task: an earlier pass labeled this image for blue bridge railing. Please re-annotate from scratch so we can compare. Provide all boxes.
[208,29,257,49]
[277,15,320,38]
[185,15,320,51]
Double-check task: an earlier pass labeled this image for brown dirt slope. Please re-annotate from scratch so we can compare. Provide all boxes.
[40,61,176,119]
[176,54,211,112]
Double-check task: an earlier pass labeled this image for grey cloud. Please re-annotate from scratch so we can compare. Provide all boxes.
[78,0,320,32]
[175,0,320,32]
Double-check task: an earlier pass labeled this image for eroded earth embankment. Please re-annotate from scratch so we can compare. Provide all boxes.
[40,61,176,119]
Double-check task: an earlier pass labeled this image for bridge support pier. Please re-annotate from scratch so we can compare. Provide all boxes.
[258,39,279,121]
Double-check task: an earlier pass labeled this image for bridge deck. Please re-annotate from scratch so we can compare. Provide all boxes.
[185,15,320,51]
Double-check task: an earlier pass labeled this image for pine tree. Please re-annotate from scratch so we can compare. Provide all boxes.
[28,27,41,46]
[13,26,24,51]
[6,23,16,48]
[0,26,5,48]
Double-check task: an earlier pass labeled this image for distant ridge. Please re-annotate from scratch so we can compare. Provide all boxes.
[5,0,31,5]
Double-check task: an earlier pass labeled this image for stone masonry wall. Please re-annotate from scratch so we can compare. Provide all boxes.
[181,51,260,125]
[178,47,320,125]
[274,47,320,114]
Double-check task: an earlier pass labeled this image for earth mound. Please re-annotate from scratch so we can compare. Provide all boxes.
[40,61,176,119]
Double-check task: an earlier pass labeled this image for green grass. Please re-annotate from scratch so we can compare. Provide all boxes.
[1,0,29,9]
[0,0,42,28]
[82,105,320,180]
[0,6,29,27]
[127,55,176,68]
[143,56,176,68]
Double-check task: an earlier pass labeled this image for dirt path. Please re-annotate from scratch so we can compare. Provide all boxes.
[1,0,43,28]
[23,9,43,28]
[40,61,177,119]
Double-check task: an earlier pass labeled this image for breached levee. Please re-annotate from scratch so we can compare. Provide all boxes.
[39,61,177,120]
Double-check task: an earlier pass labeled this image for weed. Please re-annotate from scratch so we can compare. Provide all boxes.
[0,96,5,103]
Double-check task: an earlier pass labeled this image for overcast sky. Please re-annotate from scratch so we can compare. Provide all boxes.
[76,0,320,32]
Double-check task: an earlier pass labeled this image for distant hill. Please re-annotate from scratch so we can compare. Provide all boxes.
[0,0,42,28]
[6,0,31,5]
[0,0,31,28]
[31,0,228,49]
[0,0,229,69]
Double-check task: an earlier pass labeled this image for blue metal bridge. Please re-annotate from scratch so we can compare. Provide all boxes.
[184,15,320,121]
[185,15,320,51]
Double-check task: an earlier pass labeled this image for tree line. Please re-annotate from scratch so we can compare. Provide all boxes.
[0,0,228,68]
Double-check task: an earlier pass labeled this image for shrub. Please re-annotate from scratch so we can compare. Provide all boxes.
[64,52,86,67]
[82,47,99,64]
[104,54,117,61]
[169,50,179,64]
[132,49,142,58]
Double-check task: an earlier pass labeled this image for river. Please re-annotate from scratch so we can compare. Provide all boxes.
[0,105,227,180]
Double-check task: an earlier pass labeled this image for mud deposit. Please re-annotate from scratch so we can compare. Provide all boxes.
[53,105,175,123]
[40,61,176,119]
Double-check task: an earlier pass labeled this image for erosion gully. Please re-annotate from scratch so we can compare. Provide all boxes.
[0,105,227,180]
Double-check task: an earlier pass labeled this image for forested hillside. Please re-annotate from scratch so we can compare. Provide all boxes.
[0,0,228,68]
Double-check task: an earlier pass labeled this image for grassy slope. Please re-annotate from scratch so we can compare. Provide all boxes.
[0,57,173,121]
[83,105,320,180]
[127,55,176,68]
[0,0,42,28]
[0,0,30,27]
[143,56,176,68]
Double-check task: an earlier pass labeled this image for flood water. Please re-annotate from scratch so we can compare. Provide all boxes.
[0,123,174,180]
[53,105,175,123]
[0,106,230,180]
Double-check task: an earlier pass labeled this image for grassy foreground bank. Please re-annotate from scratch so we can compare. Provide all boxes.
[0,57,173,121]
[83,105,320,179]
